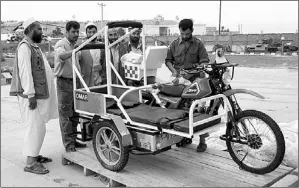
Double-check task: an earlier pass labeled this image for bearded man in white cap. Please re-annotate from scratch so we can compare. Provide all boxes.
[10,18,58,174]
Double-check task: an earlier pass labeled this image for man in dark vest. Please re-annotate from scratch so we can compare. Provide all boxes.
[54,21,86,153]
[10,18,58,174]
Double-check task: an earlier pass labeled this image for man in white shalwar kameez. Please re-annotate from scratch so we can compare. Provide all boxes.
[10,18,58,174]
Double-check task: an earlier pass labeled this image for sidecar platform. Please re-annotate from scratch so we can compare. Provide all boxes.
[107,103,221,132]
[62,142,294,187]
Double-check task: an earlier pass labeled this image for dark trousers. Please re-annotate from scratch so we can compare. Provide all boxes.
[56,77,81,149]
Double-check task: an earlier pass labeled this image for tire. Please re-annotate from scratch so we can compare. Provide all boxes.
[226,110,285,174]
[92,121,129,172]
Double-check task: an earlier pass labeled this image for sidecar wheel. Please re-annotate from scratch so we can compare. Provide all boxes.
[92,121,129,172]
[226,110,285,174]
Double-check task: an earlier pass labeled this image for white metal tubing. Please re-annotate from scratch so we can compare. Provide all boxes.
[188,94,231,137]
[71,51,90,92]
[75,109,95,117]
[126,124,158,134]
[125,120,191,138]
[75,27,105,52]
[101,94,132,122]
[106,28,140,87]
[104,26,112,95]
[86,84,107,90]
[151,92,165,108]
[163,129,191,138]
[108,60,126,86]
[118,84,154,102]
[110,83,142,103]
[71,27,105,92]
[192,122,226,138]
[116,101,132,122]
[108,28,139,48]
[72,51,76,91]
[110,84,134,89]
[141,30,147,86]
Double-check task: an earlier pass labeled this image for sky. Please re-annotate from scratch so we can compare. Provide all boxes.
[1,1,298,34]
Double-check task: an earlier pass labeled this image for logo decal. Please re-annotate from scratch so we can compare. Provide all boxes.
[185,82,200,95]
[75,92,88,102]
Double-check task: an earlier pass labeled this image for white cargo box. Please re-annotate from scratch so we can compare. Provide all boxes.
[124,46,168,81]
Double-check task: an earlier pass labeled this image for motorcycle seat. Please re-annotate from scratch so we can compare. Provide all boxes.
[159,84,186,97]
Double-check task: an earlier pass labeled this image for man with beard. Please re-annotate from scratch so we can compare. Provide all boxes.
[124,28,143,54]
[54,21,86,153]
[10,18,58,174]
[79,22,105,86]
[123,28,156,86]
[165,19,210,152]
[107,27,127,84]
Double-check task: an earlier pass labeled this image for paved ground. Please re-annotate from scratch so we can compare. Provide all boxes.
[1,66,298,187]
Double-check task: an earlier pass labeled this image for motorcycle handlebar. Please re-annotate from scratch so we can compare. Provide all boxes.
[182,62,238,74]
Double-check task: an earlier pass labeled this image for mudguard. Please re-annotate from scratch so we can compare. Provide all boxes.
[91,115,132,147]
[110,115,133,147]
[223,89,265,99]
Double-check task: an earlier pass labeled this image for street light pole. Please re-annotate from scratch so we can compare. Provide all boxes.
[97,2,106,29]
[219,0,222,35]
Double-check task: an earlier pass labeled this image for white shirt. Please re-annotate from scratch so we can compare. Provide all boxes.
[90,49,101,68]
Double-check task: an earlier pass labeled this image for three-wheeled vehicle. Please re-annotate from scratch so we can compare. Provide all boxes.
[69,21,285,175]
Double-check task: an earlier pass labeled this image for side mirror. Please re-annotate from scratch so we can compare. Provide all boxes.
[215,48,227,64]
[217,48,224,57]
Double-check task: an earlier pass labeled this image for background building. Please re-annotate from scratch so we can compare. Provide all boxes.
[206,27,217,35]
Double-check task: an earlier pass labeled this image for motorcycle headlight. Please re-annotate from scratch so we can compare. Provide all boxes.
[222,70,232,85]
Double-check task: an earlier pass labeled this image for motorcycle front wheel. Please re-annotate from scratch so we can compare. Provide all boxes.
[226,110,285,174]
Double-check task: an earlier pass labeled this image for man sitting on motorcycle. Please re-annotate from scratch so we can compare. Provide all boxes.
[165,18,210,152]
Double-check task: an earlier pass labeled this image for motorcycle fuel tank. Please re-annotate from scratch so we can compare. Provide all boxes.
[181,78,212,99]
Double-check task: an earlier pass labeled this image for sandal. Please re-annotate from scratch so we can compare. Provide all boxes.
[24,163,49,174]
[196,143,207,152]
[37,155,52,163]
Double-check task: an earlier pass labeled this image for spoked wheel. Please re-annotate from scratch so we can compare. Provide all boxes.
[92,121,129,172]
[226,110,285,174]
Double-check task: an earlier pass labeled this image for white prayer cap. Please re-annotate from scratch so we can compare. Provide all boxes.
[23,18,39,30]
[85,22,97,30]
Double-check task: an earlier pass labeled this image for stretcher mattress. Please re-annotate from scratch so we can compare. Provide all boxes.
[107,104,187,127]
[107,103,221,133]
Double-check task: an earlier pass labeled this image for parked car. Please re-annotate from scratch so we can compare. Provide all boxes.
[246,39,269,53]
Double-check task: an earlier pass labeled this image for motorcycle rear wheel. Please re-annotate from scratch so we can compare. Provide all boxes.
[226,110,285,174]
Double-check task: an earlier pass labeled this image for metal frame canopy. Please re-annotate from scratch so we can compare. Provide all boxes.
[71,20,145,94]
